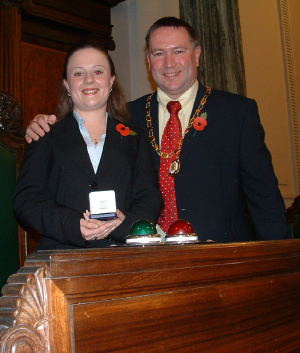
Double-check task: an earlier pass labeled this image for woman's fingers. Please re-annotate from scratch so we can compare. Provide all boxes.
[81,209,125,242]
[80,218,117,241]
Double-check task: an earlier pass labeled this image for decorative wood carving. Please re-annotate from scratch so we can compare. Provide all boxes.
[0,92,27,266]
[0,92,25,138]
[0,265,48,353]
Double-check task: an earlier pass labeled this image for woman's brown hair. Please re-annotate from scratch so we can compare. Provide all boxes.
[58,41,130,123]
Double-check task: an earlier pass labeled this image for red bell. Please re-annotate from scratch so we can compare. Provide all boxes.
[167,219,195,235]
[165,219,198,244]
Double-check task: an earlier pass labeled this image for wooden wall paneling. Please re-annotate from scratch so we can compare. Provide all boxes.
[0,2,22,101]
[21,43,66,126]
[1,0,125,117]
[21,15,84,53]
[23,0,112,27]
[21,0,119,51]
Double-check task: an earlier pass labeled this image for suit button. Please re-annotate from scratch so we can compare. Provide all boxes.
[90,181,98,189]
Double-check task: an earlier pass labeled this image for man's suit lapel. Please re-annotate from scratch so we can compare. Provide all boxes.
[180,83,210,165]
[55,114,96,179]
[149,92,160,173]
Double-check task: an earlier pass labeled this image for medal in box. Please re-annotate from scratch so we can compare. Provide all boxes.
[89,190,118,220]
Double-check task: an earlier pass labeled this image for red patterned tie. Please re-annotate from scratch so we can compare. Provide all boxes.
[158,101,182,232]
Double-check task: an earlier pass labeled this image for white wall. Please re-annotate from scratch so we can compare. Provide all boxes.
[111,0,179,101]
[238,0,297,202]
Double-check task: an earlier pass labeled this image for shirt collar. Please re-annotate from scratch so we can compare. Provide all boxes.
[73,109,85,127]
[73,109,108,127]
[157,80,199,109]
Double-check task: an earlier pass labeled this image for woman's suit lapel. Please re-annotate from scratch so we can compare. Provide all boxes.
[55,114,96,179]
[95,116,121,179]
[55,114,120,181]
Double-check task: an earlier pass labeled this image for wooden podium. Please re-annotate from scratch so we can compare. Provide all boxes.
[1,240,300,352]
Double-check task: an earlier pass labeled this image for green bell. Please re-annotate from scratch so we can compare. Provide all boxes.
[126,220,162,245]
[129,220,157,235]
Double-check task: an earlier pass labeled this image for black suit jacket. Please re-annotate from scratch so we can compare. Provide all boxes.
[128,82,289,242]
[14,113,163,250]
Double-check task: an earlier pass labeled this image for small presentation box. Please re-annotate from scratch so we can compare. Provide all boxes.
[89,190,118,221]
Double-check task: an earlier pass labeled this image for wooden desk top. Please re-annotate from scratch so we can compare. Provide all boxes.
[1,240,300,352]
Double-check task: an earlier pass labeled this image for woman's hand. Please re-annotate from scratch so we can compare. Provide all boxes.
[80,210,125,241]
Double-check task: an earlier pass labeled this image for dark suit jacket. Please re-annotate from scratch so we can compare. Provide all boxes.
[14,113,163,250]
[128,82,289,242]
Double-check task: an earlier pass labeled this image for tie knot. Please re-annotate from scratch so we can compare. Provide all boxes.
[167,101,182,115]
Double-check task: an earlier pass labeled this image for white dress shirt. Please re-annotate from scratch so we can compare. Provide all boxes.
[157,80,199,145]
[73,109,106,173]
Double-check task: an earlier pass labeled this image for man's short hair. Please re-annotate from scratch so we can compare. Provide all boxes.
[145,17,200,53]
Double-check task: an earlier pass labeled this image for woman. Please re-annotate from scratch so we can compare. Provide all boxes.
[14,42,163,250]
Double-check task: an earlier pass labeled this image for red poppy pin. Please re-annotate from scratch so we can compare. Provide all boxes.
[193,113,208,136]
[116,123,137,138]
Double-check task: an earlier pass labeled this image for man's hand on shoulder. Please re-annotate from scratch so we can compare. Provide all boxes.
[25,114,57,143]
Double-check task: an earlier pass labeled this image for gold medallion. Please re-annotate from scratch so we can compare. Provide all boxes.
[169,158,181,175]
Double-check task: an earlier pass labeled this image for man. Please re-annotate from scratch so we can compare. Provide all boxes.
[25,17,289,242]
